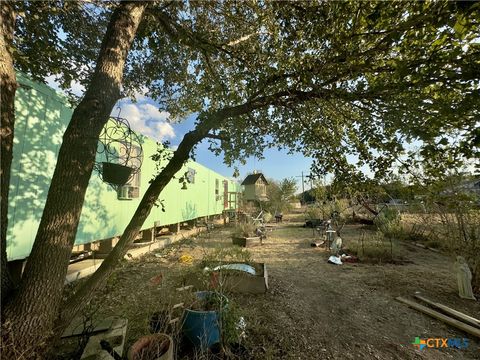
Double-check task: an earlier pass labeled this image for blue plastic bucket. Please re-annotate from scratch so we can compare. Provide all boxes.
[182,291,227,349]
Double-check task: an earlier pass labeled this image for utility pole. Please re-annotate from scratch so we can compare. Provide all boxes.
[296,171,310,204]
[301,171,305,204]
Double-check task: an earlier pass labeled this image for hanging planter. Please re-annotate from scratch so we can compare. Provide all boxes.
[101,162,134,186]
[94,109,143,187]
[128,333,173,360]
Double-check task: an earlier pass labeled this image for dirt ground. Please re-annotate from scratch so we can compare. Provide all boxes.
[69,216,480,359]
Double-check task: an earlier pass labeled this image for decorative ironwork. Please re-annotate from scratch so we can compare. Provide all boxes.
[94,108,143,188]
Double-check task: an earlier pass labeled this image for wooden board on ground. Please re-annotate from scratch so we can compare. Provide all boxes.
[414,294,480,329]
[396,297,480,339]
[62,316,123,338]
[80,318,128,359]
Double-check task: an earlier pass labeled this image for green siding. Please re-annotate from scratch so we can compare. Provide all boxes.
[7,74,240,261]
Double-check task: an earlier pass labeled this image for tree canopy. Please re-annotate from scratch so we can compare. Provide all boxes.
[123,1,479,179]
[266,177,298,213]
[2,1,480,357]
[11,1,479,179]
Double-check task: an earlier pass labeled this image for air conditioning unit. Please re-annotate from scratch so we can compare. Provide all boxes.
[117,186,139,200]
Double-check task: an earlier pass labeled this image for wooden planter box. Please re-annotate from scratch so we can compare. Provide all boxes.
[185,262,268,294]
[212,262,268,294]
[232,236,262,247]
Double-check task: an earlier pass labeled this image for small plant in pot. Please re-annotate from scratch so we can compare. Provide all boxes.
[182,291,229,350]
[231,223,262,247]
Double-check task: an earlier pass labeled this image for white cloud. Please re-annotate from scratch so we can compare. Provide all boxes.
[115,102,175,141]
[133,86,150,102]
[70,80,85,97]
[44,74,173,141]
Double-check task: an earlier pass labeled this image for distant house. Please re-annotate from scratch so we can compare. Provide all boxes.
[242,172,269,201]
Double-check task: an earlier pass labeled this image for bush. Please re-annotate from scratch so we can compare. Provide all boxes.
[348,231,402,264]
[305,199,349,221]
[401,195,480,292]
[232,223,257,238]
[375,207,405,240]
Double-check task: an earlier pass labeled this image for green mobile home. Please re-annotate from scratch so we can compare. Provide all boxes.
[7,73,240,261]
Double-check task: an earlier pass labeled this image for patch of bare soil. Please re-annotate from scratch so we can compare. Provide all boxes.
[69,221,480,359]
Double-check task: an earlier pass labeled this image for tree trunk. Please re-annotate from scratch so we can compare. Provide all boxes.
[59,114,218,325]
[59,99,268,326]
[1,3,146,358]
[0,1,16,303]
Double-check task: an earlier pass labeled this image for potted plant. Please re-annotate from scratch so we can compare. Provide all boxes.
[182,291,228,350]
[231,223,262,247]
[128,333,173,360]
[102,162,133,185]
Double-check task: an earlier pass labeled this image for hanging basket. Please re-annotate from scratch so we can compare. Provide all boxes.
[102,162,134,186]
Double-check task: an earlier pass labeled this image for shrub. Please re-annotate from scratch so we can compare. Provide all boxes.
[348,231,402,264]
[232,223,257,238]
[375,207,405,240]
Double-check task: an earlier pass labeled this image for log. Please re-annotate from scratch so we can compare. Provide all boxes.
[396,297,480,338]
[414,295,480,329]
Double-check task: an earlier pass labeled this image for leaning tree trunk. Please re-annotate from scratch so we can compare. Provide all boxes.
[58,95,275,327]
[0,1,16,303]
[1,3,146,358]
[59,118,216,325]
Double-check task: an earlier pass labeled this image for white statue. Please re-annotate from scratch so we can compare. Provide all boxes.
[455,256,476,300]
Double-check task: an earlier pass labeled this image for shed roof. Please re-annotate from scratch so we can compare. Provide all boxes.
[241,173,268,185]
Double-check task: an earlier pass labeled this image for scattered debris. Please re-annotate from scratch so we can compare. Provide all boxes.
[341,254,358,263]
[149,273,163,286]
[178,254,193,264]
[175,285,194,292]
[80,318,128,359]
[327,256,342,265]
[237,316,247,339]
[396,297,480,339]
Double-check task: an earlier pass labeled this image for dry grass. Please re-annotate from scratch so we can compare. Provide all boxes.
[56,220,480,359]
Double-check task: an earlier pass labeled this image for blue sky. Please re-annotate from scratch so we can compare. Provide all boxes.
[168,113,315,192]
[45,76,314,191]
